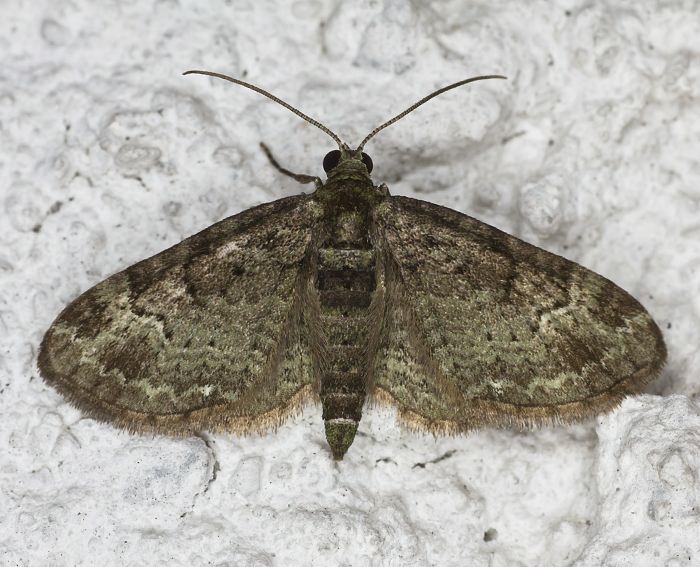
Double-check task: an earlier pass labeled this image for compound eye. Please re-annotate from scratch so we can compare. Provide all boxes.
[361,152,373,173]
[323,150,341,172]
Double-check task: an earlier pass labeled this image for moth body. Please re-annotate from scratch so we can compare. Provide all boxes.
[315,150,385,459]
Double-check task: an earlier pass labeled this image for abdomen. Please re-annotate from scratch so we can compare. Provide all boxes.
[316,211,376,459]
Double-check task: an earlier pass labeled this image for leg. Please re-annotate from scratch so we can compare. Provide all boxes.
[259,143,322,188]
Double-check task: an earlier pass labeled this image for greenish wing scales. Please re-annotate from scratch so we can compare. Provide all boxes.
[372,196,666,431]
[39,194,322,434]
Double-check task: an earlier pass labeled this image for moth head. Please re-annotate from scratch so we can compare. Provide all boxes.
[323,146,373,175]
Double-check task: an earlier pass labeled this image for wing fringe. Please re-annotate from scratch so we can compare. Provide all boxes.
[370,360,663,435]
[38,355,319,437]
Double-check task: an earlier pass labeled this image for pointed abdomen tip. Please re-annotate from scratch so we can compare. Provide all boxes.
[325,419,358,460]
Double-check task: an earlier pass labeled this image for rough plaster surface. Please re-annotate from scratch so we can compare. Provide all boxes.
[1,1,698,566]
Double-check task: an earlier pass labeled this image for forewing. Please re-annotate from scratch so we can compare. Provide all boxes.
[372,196,666,431]
[39,194,323,434]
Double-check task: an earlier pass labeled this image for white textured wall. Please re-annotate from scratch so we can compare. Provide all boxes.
[2,1,698,565]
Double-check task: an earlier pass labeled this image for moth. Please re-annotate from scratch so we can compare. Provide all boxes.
[39,70,666,460]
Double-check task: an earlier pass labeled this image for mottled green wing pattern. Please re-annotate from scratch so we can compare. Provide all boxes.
[372,196,666,432]
[39,195,323,434]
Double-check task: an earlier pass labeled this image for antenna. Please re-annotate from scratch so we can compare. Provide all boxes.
[183,70,344,148]
[356,75,507,151]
